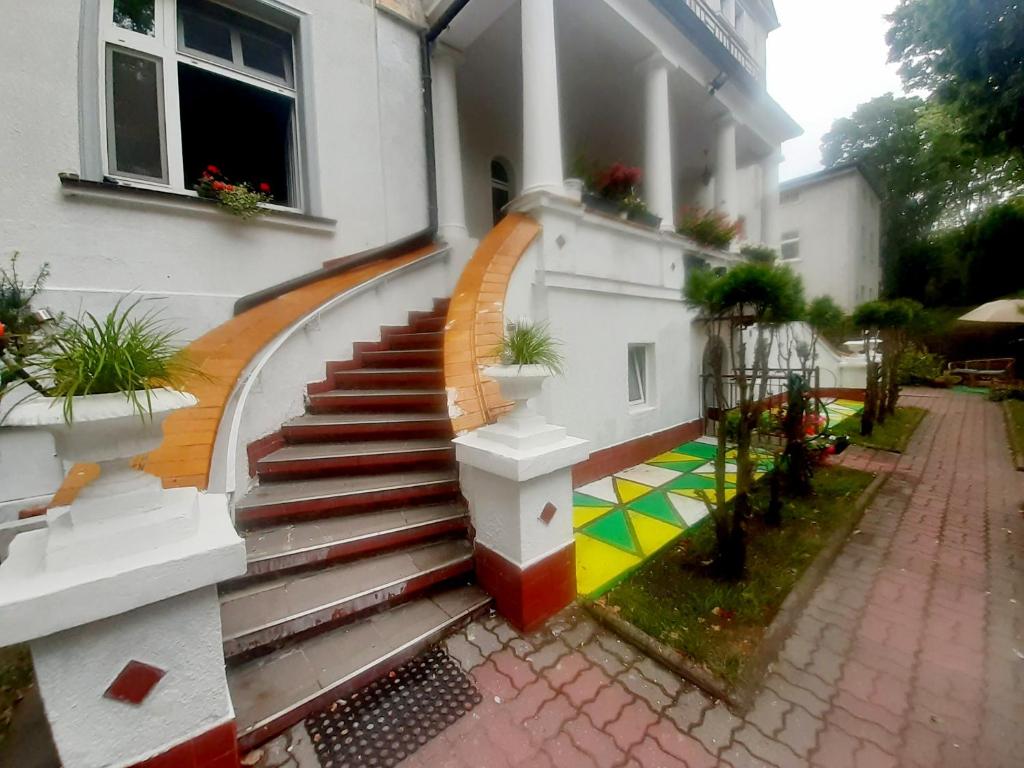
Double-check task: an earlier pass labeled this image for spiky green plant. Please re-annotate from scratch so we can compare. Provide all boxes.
[38,298,202,423]
[496,320,564,374]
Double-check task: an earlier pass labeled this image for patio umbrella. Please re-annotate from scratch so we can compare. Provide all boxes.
[958,299,1024,324]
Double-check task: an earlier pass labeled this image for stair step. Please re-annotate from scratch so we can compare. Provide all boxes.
[221,539,474,660]
[333,367,444,390]
[282,412,451,443]
[235,468,460,525]
[410,315,446,333]
[308,388,447,414]
[386,331,445,350]
[360,348,443,368]
[257,439,454,480]
[229,584,490,750]
[242,502,468,578]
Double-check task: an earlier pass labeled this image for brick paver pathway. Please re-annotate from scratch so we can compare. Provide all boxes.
[258,389,1024,768]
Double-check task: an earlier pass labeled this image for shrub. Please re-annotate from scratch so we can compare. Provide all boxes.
[988,382,1024,401]
[898,343,944,385]
[38,298,202,422]
[677,207,743,249]
[0,254,52,398]
[741,245,778,264]
[496,320,564,373]
[594,163,642,202]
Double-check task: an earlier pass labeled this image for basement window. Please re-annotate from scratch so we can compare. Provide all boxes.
[98,0,301,208]
[628,344,652,406]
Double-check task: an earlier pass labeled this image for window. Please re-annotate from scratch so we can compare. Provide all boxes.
[491,158,513,225]
[780,230,800,261]
[628,344,652,406]
[99,0,300,207]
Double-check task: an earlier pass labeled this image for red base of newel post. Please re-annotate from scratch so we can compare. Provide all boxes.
[131,721,239,768]
[474,541,576,633]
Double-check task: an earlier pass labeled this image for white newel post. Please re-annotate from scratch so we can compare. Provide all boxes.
[0,390,246,768]
[521,0,565,195]
[761,151,782,249]
[643,55,676,231]
[454,366,588,632]
[714,115,739,223]
[432,44,469,243]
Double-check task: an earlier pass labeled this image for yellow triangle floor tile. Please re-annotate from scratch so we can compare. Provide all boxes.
[614,477,653,504]
[650,450,697,464]
[673,487,737,503]
[575,534,642,597]
[627,511,684,556]
[574,504,613,529]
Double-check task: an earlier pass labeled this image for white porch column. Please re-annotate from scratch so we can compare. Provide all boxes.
[521,0,565,195]
[431,44,468,241]
[643,55,675,230]
[714,115,738,220]
[761,151,782,248]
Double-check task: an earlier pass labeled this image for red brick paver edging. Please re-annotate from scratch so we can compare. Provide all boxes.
[256,389,1024,768]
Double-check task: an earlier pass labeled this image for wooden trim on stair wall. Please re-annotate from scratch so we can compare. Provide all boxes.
[443,214,541,435]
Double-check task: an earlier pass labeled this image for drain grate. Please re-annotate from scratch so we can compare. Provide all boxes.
[305,646,481,768]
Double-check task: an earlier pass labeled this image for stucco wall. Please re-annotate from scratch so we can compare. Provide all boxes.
[504,197,728,455]
[778,170,881,311]
[0,0,429,342]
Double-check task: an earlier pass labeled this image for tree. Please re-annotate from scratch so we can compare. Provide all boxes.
[807,295,848,348]
[852,299,920,433]
[685,263,805,578]
[888,0,1024,158]
[852,301,887,436]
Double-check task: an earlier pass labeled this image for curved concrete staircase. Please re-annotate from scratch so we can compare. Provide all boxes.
[222,298,490,750]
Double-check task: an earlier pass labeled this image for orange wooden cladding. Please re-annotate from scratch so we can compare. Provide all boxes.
[444,214,541,434]
[46,246,439,508]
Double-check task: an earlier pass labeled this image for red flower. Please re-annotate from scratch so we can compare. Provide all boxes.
[225,184,236,192]
[212,181,226,192]
[258,182,271,193]
[206,165,220,175]
[0,320,5,340]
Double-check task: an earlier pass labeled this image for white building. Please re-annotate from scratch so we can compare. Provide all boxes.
[0,1,817,765]
[777,163,883,311]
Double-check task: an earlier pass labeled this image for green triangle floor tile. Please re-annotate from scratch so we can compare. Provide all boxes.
[645,459,706,474]
[574,492,615,508]
[581,509,640,555]
[670,441,718,460]
[627,492,684,527]
[664,473,717,492]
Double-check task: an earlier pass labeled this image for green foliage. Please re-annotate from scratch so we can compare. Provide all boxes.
[496,320,564,373]
[195,166,272,219]
[39,299,201,423]
[853,298,920,331]
[888,0,1024,157]
[806,295,847,344]
[740,245,779,265]
[603,466,874,684]
[898,343,944,385]
[987,383,1024,402]
[0,645,33,749]
[0,255,52,398]
[677,207,743,250]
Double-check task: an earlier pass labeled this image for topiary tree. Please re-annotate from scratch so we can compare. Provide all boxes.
[685,262,805,577]
[852,300,888,435]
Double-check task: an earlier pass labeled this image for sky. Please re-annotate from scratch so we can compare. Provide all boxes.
[767,0,906,181]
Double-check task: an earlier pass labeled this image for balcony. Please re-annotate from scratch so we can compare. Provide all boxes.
[653,0,765,86]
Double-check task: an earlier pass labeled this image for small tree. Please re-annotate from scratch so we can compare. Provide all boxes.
[807,295,847,349]
[879,299,921,417]
[685,262,804,577]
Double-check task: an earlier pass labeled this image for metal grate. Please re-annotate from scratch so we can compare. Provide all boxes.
[305,646,480,768]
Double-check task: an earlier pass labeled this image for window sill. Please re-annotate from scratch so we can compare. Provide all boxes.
[628,403,656,416]
[58,173,337,233]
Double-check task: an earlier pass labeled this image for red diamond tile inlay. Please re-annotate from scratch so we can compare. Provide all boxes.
[104,660,166,706]
[540,502,557,525]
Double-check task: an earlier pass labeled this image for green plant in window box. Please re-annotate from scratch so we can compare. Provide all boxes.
[195,165,272,220]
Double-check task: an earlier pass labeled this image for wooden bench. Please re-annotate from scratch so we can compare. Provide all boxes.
[947,358,1015,387]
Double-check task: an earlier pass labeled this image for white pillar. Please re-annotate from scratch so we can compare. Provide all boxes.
[521,0,565,195]
[431,44,468,240]
[714,115,738,221]
[643,55,675,231]
[761,151,782,249]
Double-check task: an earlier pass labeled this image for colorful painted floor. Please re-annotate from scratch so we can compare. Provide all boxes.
[572,398,864,598]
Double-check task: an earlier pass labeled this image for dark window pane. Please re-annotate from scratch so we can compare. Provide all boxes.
[113,0,155,35]
[241,33,287,80]
[492,187,510,226]
[109,50,164,179]
[178,63,294,205]
[490,160,509,185]
[628,347,645,402]
[181,10,233,61]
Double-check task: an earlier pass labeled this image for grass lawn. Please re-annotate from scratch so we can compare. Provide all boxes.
[831,405,927,453]
[600,465,875,685]
[1003,400,1024,465]
[0,645,32,748]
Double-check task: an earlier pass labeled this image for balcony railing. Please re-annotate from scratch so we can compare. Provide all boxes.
[683,0,763,83]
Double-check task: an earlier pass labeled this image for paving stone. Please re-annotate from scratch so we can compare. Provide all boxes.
[690,702,741,754]
[645,720,719,768]
[776,703,823,759]
[595,632,639,665]
[507,677,557,725]
[492,649,538,690]
[466,621,504,657]
[579,640,627,677]
[558,616,597,649]
[663,687,711,732]
[719,740,782,768]
[630,737,690,768]
[604,698,658,752]
[446,632,486,672]
[633,656,683,699]
[580,680,632,729]
[746,690,794,737]
[733,723,804,768]
[564,715,624,768]
[525,640,571,673]
[619,668,672,712]
[562,666,610,708]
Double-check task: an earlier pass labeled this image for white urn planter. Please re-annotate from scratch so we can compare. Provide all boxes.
[3,388,201,569]
[485,364,553,432]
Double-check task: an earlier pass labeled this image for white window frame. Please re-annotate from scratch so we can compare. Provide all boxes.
[780,230,801,262]
[94,0,305,211]
[627,344,654,408]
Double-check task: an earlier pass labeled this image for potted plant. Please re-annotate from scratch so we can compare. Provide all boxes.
[3,299,201,524]
[583,163,643,218]
[677,206,744,249]
[486,320,564,423]
[195,165,273,219]
[622,192,662,229]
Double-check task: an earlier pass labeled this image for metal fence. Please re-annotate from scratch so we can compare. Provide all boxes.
[699,367,821,436]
